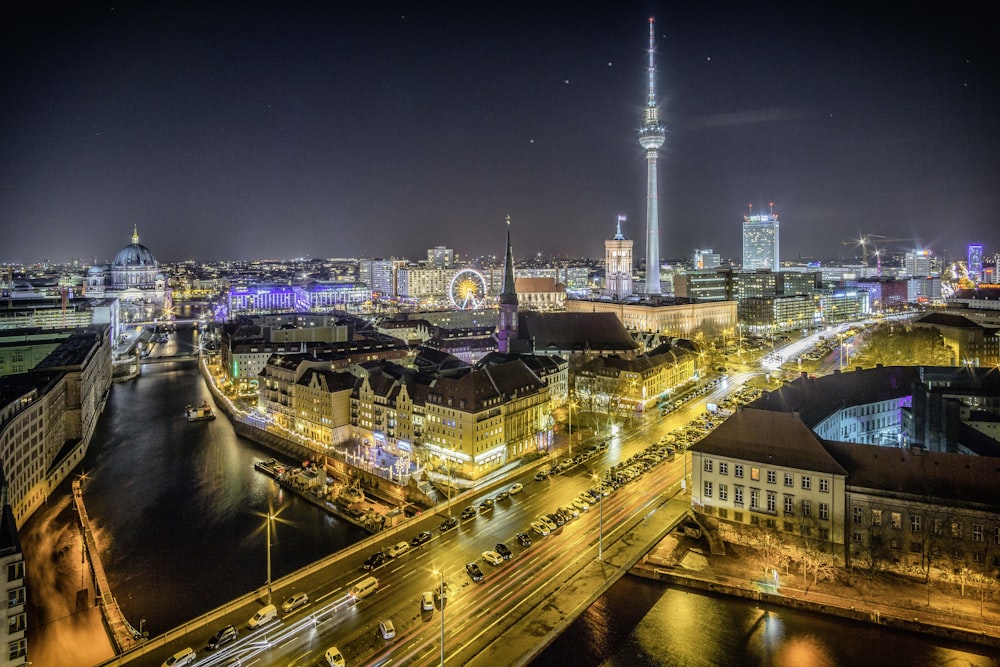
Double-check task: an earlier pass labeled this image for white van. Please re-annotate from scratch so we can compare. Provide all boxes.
[349,576,379,600]
[247,603,278,629]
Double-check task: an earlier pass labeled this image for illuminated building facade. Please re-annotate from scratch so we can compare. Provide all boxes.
[603,216,633,300]
[742,212,780,272]
[693,248,720,270]
[227,283,370,315]
[968,244,984,283]
[903,250,932,278]
[85,227,171,325]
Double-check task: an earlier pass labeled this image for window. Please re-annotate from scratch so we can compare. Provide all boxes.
[973,524,984,542]
[719,484,728,501]
[801,476,811,490]
[784,496,794,515]
[891,512,902,529]
[852,531,863,544]
[8,587,24,608]
[784,473,793,487]
[819,478,830,493]
[801,500,812,517]
[734,486,744,506]
[872,509,882,526]
[767,470,776,484]
[951,521,962,539]
[7,612,25,634]
[767,491,776,513]
[735,465,744,478]
[994,527,1000,545]
[853,507,863,524]
[751,467,760,481]
[718,508,728,519]
[933,518,943,535]
[6,562,24,581]
[704,481,713,497]
[734,511,743,522]
[719,462,728,475]
[9,639,26,661]
[890,538,901,550]
[973,552,984,563]
[704,459,714,473]
[783,522,794,532]
[911,515,922,533]
[819,503,829,521]
[750,488,760,510]
[910,542,922,553]
[802,525,812,537]
[819,528,830,541]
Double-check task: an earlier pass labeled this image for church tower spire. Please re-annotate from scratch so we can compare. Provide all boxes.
[497,215,518,353]
[131,225,140,245]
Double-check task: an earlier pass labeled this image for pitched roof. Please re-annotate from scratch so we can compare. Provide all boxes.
[823,441,1000,508]
[690,408,848,476]
[516,312,638,353]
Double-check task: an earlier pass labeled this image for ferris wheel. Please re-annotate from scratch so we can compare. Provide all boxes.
[449,269,488,310]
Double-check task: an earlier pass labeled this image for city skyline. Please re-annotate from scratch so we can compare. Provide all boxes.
[3,3,998,265]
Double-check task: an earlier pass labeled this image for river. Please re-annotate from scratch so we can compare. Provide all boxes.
[20,325,997,666]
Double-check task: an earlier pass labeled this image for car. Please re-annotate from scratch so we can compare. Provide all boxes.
[363,551,385,570]
[435,582,450,601]
[509,482,524,494]
[558,505,579,520]
[466,561,485,582]
[325,646,346,667]
[439,516,458,532]
[385,541,410,558]
[410,530,432,546]
[281,591,309,613]
[162,647,195,667]
[421,590,435,611]
[207,625,238,650]
[482,550,504,566]
[531,520,550,536]
[479,498,495,512]
[547,512,565,527]
[516,532,532,547]
[495,543,512,559]
[379,619,396,640]
[533,469,549,481]
[572,498,590,512]
[460,505,478,520]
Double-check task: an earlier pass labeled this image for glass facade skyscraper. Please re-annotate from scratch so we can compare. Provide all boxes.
[742,213,780,271]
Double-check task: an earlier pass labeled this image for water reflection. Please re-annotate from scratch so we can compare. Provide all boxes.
[535,578,996,667]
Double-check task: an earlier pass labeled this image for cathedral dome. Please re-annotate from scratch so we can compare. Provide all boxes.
[112,227,158,267]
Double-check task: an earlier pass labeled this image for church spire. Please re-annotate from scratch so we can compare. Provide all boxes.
[496,215,519,353]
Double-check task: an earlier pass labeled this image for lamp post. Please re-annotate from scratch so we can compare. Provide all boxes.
[567,398,576,458]
[265,501,274,605]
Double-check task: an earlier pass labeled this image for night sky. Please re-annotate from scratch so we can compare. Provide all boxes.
[3,2,998,265]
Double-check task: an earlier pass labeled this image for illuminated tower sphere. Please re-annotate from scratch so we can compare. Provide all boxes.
[639,17,666,296]
[604,215,633,300]
[496,215,519,353]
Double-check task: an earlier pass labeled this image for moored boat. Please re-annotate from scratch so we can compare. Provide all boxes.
[185,401,216,421]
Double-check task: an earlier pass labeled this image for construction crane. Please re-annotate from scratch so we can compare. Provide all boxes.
[841,234,920,269]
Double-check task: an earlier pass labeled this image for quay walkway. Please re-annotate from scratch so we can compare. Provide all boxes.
[71,479,144,653]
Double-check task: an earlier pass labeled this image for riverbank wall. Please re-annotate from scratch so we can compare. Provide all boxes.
[631,562,1000,650]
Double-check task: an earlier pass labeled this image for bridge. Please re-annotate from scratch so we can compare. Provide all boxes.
[92,439,692,666]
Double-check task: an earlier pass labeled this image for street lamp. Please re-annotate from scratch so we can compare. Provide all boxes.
[264,501,275,604]
[433,570,446,666]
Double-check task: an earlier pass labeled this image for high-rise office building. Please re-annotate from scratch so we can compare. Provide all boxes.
[904,250,932,278]
[638,18,666,296]
[604,215,633,300]
[427,246,454,269]
[742,207,780,272]
[968,244,984,283]
[693,248,720,270]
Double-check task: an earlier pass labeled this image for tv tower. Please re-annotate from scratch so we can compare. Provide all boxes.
[639,17,666,296]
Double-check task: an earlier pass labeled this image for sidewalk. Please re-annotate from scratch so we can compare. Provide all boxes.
[635,532,1000,649]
